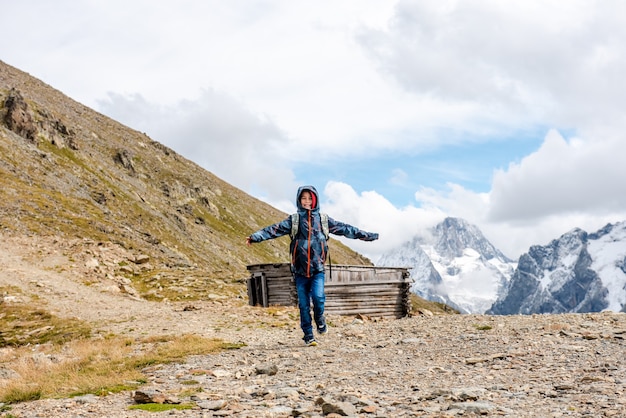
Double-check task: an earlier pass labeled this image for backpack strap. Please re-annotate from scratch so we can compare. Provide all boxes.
[320,213,329,240]
[289,213,299,240]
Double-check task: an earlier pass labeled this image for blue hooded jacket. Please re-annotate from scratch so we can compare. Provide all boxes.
[248,185,379,277]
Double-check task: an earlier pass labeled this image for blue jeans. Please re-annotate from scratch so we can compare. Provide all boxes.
[294,272,326,340]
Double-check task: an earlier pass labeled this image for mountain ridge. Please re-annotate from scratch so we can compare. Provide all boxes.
[379,215,626,315]
[488,221,626,314]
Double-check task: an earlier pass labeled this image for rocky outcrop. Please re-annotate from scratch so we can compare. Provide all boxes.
[2,87,78,149]
[2,88,37,141]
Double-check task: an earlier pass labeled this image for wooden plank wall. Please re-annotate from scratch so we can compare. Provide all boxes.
[247,264,295,306]
[246,263,411,318]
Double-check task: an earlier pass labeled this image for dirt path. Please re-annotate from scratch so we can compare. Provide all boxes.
[0,233,288,344]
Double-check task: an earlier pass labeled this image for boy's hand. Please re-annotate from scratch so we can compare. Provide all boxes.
[246,237,252,246]
[360,233,379,241]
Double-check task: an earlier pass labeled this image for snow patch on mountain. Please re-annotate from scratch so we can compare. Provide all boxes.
[424,245,515,314]
[588,223,626,312]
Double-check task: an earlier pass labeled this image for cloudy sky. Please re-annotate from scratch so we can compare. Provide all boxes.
[2,0,626,262]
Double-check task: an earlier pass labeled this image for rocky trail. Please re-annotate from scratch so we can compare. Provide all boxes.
[1,234,625,417]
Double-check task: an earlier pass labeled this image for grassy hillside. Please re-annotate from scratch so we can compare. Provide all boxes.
[0,60,372,301]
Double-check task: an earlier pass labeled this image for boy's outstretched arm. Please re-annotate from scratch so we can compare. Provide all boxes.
[246,217,292,245]
[328,217,378,241]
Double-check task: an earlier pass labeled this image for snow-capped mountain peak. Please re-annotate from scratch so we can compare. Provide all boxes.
[433,217,512,263]
[377,217,516,314]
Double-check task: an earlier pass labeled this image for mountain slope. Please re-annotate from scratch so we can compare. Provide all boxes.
[378,217,516,313]
[488,222,626,315]
[0,60,372,301]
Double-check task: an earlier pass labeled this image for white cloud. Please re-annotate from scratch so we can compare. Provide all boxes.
[359,0,626,133]
[97,91,298,203]
[321,181,445,260]
[489,130,626,222]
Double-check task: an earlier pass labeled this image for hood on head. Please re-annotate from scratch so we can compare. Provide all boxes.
[296,185,319,211]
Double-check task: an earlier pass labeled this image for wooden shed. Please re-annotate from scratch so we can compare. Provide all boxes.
[246,263,412,318]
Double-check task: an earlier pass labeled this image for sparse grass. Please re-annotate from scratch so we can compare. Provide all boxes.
[221,342,247,350]
[0,290,92,347]
[178,386,203,398]
[0,334,230,404]
[409,293,459,315]
[128,403,194,412]
[474,324,493,331]
[269,322,291,328]
[0,293,232,405]
[129,268,243,302]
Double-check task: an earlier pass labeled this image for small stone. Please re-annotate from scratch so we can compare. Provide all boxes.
[133,254,150,264]
[211,369,232,377]
[255,364,278,375]
[197,399,227,410]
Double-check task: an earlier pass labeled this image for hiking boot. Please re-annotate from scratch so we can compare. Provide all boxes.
[304,337,318,346]
[317,324,328,335]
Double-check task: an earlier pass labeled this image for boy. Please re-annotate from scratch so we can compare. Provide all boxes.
[246,185,379,346]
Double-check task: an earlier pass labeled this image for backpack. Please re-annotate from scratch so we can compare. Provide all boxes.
[290,212,329,241]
